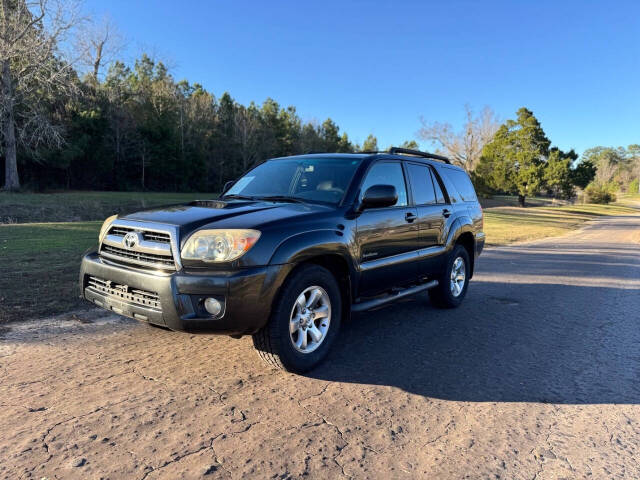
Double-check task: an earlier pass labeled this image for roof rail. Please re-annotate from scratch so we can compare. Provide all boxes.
[387,147,451,164]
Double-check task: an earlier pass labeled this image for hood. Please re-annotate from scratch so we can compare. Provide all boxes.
[120,199,331,232]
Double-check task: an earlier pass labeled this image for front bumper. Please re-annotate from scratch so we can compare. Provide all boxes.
[80,252,289,335]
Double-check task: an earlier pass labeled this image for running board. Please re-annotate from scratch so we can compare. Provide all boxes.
[351,280,439,312]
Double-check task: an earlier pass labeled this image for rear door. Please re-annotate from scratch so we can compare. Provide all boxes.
[355,161,419,296]
[405,162,448,276]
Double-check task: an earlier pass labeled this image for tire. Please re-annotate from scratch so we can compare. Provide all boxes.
[252,264,342,373]
[428,244,470,308]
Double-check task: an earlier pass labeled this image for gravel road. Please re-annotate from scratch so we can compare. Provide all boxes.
[1,214,639,479]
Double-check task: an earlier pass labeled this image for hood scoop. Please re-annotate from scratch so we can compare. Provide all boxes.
[189,200,228,209]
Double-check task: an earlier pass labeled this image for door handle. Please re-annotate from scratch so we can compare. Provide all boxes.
[442,209,451,218]
[405,212,417,223]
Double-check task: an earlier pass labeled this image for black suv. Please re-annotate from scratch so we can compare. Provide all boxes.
[80,148,485,372]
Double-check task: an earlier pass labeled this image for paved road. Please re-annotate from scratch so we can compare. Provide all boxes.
[2,214,640,479]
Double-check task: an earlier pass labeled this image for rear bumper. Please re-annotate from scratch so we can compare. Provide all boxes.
[80,252,289,335]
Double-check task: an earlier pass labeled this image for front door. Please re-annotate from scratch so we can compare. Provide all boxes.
[356,161,420,296]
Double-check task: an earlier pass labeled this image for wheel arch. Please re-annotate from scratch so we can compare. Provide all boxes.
[445,216,476,278]
[269,230,356,321]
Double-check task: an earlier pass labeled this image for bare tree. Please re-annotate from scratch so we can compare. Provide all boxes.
[417,104,499,172]
[76,15,124,81]
[0,0,82,190]
[234,104,260,172]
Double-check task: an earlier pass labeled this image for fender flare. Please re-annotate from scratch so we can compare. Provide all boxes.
[268,229,358,307]
[270,229,358,279]
[443,215,477,276]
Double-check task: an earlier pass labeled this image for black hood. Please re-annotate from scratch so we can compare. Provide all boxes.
[120,199,330,232]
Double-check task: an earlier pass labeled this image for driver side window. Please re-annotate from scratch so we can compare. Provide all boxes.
[360,162,408,207]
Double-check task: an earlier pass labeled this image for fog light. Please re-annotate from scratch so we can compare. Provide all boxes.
[204,297,222,316]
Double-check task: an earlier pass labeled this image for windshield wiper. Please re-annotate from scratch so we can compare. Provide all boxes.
[256,195,307,204]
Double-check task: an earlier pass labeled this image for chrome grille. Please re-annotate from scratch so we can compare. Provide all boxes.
[143,231,171,243]
[101,244,175,267]
[110,226,134,236]
[86,276,160,310]
[109,226,171,244]
[99,222,176,270]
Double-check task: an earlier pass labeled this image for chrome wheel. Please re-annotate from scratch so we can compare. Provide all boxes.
[289,286,331,354]
[450,256,466,297]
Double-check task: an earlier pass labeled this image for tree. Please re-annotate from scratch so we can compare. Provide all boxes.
[580,145,640,190]
[399,140,419,150]
[234,103,260,171]
[336,132,354,153]
[1,0,82,190]
[475,107,551,207]
[361,134,378,152]
[544,148,577,199]
[571,158,596,189]
[77,15,124,82]
[320,118,341,152]
[418,104,499,172]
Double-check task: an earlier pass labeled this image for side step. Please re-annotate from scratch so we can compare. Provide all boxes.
[351,280,439,312]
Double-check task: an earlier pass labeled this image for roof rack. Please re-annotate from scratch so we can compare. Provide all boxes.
[387,147,451,164]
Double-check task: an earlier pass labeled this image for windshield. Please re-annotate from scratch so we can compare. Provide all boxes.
[224,157,361,205]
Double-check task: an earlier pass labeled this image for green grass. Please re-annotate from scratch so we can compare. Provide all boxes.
[483,203,639,246]
[479,195,572,209]
[0,222,101,322]
[0,191,213,224]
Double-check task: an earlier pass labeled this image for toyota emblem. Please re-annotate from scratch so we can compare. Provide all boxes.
[123,231,140,249]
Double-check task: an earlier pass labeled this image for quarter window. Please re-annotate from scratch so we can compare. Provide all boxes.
[360,162,408,207]
[445,169,478,202]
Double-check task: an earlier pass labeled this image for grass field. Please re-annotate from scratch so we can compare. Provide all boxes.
[0,191,210,223]
[617,193,640,207]
[0,221,101,322]
[1,192,638,322]
[483,203,639,245]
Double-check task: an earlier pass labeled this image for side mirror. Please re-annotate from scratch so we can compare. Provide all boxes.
[222,180,235,194]
[360,184,398,210]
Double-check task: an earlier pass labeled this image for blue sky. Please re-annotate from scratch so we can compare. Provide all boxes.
[86,0,639,156]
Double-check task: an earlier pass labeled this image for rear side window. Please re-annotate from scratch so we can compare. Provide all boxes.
[445,169,477,202]
[406,163,436,205]
[360,162,408,206]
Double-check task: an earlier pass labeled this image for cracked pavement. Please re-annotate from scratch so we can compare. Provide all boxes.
[1,214,639,479]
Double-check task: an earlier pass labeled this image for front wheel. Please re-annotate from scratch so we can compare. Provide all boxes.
[252,264,342,373]
[428,244,470,308]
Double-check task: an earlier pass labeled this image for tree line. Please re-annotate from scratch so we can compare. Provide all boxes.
[420,106,638,205]
[4,52,377,192]
[1,1,418,192]
[1,1,637,204]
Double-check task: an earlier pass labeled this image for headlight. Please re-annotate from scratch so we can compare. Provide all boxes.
[181,229,261,262]
[99,215,118,242]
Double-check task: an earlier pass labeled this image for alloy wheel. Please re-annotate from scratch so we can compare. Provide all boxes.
[450,256,466,297]
[289,286,331,354]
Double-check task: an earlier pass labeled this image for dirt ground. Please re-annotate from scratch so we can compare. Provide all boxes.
[1,214,639,479]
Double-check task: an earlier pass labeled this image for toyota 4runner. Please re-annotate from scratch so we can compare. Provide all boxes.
[80,148,485,372]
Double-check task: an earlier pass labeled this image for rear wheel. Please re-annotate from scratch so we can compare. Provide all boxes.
[252,264,341,373]
[428,244,470,308]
